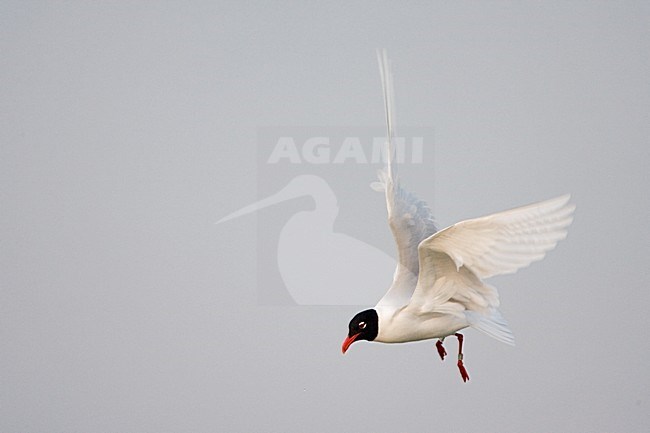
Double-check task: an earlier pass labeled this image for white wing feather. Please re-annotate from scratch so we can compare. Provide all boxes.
[411,195,575,310]
[427,194,574,279]
[374,50,437,307]
[404,194,574,344]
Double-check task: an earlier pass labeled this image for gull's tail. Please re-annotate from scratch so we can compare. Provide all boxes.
[466,309,515,346]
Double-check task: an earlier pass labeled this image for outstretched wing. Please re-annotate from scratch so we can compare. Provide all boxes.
[410,195,575,313]
[374,50,438,307]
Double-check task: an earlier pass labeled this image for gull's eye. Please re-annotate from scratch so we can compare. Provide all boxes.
[358,321,366,329]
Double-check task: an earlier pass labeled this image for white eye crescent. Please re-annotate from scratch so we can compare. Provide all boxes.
[359,322,366,329]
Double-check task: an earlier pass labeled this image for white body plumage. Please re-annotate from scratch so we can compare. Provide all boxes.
[342,51,574,382]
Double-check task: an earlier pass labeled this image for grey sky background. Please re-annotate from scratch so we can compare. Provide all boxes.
[1,1,649,432]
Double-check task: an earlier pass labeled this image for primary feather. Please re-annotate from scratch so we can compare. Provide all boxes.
[375,49,438,308]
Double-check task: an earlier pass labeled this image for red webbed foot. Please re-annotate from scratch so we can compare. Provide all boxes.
[435,340,447,360]
[455,333,470,382]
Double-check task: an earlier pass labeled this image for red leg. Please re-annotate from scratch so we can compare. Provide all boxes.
[455,333,470,382]
[435,339,447,360]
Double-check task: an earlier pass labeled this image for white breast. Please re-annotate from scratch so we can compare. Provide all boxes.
[374,305,470,344]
